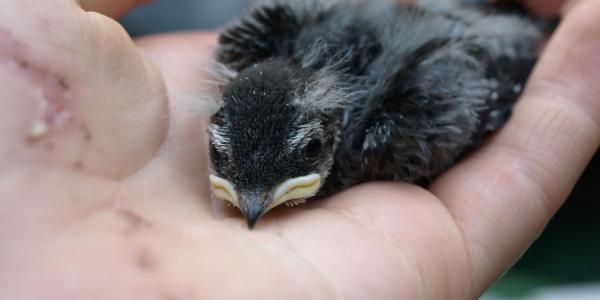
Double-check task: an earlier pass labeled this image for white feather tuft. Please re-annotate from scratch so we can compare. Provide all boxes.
[287,121,323,151]
[293,68,359,114]
[208,123,231,152]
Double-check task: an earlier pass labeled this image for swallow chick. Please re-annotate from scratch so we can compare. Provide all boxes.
[207,0,543,228]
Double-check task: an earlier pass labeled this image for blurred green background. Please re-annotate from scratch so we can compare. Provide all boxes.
[120,1,599,298]
[485,153,600,299]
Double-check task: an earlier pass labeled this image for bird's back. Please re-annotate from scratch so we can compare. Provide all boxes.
[217,0,543,195]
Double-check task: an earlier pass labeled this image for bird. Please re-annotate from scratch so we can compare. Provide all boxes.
[207,0,544,228]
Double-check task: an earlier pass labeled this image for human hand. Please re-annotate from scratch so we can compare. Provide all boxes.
[1,0,598,299]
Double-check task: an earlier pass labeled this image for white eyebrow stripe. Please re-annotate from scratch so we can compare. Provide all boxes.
[208,123,230,152]
[287,121,323,151]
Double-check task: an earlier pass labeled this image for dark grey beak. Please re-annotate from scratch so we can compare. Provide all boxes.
[210,174,322,229]
[244,206,264,229]
[240,193,269,229]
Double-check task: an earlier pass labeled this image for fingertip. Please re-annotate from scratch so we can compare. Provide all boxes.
[520,0,567,17]
[526,0,600,128]
[79,0,151,18]
[430,0,600,290]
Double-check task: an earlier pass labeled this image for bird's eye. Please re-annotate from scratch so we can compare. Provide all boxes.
[210,142,222,161]
[303,139,322,159]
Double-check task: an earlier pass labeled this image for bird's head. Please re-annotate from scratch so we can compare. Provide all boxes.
[208,59,351,228]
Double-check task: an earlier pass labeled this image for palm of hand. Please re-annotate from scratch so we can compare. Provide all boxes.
[2,1,599,299]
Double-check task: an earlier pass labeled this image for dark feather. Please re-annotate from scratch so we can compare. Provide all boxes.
[218,4,302,70]
[212,0,545,201]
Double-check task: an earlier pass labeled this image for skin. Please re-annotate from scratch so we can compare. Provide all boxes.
[0,0,598,299]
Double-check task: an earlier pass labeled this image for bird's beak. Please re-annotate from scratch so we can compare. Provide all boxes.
[209,175,239,208]
[209,174,322,229]
[266,174,321,213]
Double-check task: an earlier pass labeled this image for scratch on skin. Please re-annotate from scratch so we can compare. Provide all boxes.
[117,208,153,234]
[0,28,73,144]
[81,123,92,142]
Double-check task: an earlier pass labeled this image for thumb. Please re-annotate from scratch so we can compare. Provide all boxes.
[0,0,168,178]
[79,0,152,18]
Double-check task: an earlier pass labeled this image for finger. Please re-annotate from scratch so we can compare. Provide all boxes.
[430,0,600,296]
[0,0,168,179]
[123,32,220,219]
[78,0,152,18]
[521,0,589,17]
[520,0,567,16]
[135,32,219,91]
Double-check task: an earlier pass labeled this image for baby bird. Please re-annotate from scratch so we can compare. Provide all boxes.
[208,0,543,228]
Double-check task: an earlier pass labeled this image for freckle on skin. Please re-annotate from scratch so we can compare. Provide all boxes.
[39,17,50,28]
[162,294,178,300]
[58,78,69,90]
[25,136,39,145]
[17,59,29,69]
[135,247,158,272]
[73,161,83,170]
[45,141,54,151]
[81,124,92,142]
